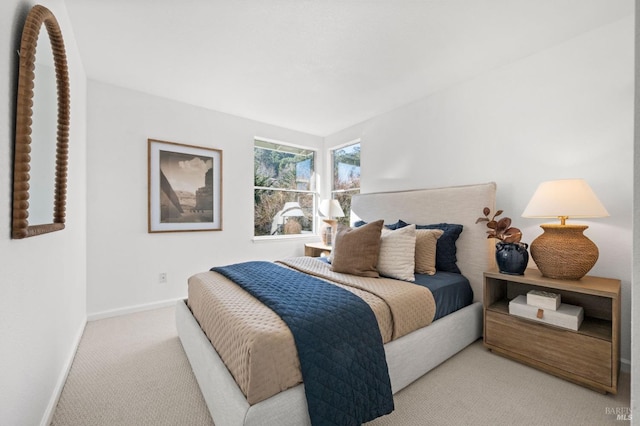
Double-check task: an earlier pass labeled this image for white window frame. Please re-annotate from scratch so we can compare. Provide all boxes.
[253,137,318,240]
[329,139,361,225]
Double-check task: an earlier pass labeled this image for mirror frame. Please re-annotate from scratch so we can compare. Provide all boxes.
[12,5,70,239]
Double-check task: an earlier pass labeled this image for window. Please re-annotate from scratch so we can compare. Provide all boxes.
[254,139,316,237]
[331,141,360,225]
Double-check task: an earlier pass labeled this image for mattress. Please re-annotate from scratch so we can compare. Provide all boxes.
[187,256,438,406]
[315,257,474,321]
[413,272,473,320]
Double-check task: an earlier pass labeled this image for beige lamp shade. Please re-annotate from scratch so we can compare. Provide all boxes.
[522,179,609,224]
[522,179,608,280]
[318,199,345,218]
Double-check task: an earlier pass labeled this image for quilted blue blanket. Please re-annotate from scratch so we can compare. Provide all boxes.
[211,261,394,425]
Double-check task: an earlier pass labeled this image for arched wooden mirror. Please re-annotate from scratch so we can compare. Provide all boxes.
[12,5,70,238]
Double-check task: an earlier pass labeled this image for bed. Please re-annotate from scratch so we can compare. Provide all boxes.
[176,182,496,425]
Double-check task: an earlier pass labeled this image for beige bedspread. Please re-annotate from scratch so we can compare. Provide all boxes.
[187,256,435,405]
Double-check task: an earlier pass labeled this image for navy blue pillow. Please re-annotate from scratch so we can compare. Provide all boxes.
[398,220,463,274]
[353,220,402,230]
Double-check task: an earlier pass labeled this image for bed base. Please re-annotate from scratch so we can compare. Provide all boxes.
[176,299,482,426]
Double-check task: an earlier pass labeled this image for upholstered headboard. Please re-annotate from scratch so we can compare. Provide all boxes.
[351,182,497,303]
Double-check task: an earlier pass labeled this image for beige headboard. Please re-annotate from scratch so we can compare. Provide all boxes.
[351,182,497,303]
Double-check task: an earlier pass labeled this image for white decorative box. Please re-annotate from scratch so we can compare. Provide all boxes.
[526,290,561,311]
[509,295,583,331]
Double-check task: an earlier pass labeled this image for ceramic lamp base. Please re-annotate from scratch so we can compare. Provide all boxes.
[529,224,599,280]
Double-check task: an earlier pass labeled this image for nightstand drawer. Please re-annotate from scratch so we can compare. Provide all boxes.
[485,310,611,385]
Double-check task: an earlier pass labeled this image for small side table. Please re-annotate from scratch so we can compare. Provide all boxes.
[304,242,332,258]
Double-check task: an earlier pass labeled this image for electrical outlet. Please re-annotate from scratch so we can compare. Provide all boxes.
[159,272,167,283]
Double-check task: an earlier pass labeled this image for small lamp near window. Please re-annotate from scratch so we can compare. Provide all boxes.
[522,179,609,280]
[318,199,345,245]
[281,202,304,234]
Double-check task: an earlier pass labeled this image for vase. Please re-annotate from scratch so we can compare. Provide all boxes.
[495,242,529,275]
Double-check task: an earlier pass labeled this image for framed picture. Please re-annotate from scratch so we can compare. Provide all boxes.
[148,139,222,232]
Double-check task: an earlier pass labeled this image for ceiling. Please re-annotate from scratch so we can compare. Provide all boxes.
[64,0,633,137]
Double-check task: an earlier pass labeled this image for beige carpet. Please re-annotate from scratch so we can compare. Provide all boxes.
[51,306,630,426]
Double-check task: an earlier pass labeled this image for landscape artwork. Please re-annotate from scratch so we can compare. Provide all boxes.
[148,139,222,232]
[159,150,213,223]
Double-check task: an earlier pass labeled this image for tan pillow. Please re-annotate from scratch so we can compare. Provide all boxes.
[378,225,416,281]
[415,229,444,275]
[331,220,384,277]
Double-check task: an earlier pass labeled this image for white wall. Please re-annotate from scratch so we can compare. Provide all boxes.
[86,81,323,316]
[326,17,634,365]
[632,0,639,420]
[0,1,87,425]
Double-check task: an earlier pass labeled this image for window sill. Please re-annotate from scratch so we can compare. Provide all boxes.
[252,233,321,244]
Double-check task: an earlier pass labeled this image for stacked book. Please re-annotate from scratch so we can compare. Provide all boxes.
[508,290,584,331]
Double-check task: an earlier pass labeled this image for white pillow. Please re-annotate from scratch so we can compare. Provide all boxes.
[378,224,416,281]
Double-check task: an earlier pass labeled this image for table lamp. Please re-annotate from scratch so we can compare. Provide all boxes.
[522,179,609,280]
[318,199,345,245]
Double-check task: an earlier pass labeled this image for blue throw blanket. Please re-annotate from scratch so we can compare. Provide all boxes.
[211,261,394,425]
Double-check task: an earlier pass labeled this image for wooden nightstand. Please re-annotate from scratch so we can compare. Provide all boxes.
[483,269,620,394]
[304,242,332,258]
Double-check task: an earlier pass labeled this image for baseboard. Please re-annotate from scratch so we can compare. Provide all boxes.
[40,317,87,426]
[87,298,182,321]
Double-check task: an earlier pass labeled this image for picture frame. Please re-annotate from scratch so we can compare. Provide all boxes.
[148,139,222,233]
